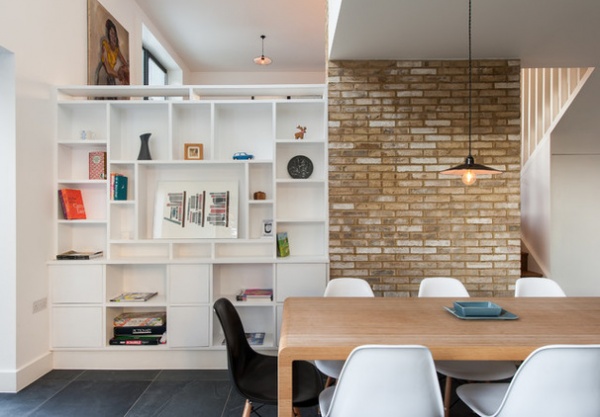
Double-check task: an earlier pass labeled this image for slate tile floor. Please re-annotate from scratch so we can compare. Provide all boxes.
[0,369,476,416]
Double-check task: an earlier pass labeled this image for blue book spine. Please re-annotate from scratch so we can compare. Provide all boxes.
[114,175,128,201]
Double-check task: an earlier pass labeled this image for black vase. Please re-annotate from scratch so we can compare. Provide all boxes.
[137,133,152,160]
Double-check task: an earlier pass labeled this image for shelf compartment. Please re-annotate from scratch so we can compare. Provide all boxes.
[57,102,108,141]
[57,182,107,220]
[171,102,212,160]
[248,162,273,200]
[109,242,170,260]
[105,306,167,348]
[214,241,274,258]
[57,142,107,181]
[171,242,212,259]
[212,306,275,348]
[137,163,248,240]
[56,222,106,255]
[109,203,135,240]
[249,204,274,240]
[276,222,327,257]
[105,264,167,304]
[276,181,326,220]
[275,141,326,181]
[275,101,326,140]
[214,102,273,161]
[109,102,170,161]
[213,263,274,301]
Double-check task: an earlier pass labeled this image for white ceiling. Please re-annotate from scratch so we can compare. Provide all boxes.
[135,0,600,73]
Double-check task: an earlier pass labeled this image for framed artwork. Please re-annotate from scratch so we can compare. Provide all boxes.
[153,181,238,239]
[184,143,204,160]
[87,0,130,86]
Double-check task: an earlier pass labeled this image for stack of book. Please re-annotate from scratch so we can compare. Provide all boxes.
[236,288,273,303]
[110,311,166,346]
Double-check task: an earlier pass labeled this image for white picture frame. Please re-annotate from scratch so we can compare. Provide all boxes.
[153,181,238,239]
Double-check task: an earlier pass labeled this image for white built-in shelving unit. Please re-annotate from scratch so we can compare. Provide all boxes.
[49,85,329,368]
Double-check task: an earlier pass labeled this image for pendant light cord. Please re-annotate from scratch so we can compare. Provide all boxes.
[468,0,473,157]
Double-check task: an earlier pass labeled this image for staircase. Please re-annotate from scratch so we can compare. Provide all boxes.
[521,252,543,277]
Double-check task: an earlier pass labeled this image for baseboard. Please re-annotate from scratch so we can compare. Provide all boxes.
[0,352,53,393]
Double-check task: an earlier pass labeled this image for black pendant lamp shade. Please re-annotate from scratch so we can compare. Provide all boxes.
[441,0,502,185]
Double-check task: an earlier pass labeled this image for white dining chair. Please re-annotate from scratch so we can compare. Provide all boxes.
[418,277,517,417]
[319,345,444,417]
[315,278,374,386]
[514,277,566,297]
[457,344,600,417]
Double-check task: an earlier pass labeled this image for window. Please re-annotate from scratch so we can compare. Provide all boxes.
[143,47,167,86]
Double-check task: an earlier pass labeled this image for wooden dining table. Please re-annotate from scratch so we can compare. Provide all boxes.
[277,296,600,416]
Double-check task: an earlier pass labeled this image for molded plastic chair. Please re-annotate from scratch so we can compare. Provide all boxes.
[457,344,600,417]
[418,277,517,417]
[319,345,444,417]
[213,298,322,417]
[514,277,566,297]
[315,278,374,385]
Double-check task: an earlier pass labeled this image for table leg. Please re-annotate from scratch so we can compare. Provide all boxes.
[278,354,294,417]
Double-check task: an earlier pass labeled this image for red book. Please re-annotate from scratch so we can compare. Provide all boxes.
[58,189,87,220]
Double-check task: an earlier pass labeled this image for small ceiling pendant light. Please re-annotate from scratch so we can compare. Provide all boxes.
[441,0,502,185]
[253,35,272,66]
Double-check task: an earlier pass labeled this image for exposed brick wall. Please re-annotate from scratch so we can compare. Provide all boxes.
[328,60,521,297]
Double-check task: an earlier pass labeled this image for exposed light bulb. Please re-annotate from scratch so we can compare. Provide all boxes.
[462,170,477,185]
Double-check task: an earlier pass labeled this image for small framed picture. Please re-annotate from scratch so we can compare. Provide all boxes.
[184,143,204,160]
[262,219,273,237]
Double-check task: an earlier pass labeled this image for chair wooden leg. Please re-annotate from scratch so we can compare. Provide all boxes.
[443,376,452,417]
[293,406,302,416]
[242,399,252,417]
[324,376,335,387]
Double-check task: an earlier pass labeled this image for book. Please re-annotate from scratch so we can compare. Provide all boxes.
[114,325,167,336]
[277,231,290,257]
[110,292,158,302]
[236,288,273,302]
[56,250,103,260]
[88,151,107,179]
[113,174,128,200]
[58,189,86,220]
[109,335,164,345]
[113,311,166,327]
[222,332,265,346]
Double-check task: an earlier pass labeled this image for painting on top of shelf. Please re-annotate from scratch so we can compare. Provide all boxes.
[153,181,238,239]
[87,0,130,87]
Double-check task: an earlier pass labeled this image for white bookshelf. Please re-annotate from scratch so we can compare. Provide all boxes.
[49,85,329,368]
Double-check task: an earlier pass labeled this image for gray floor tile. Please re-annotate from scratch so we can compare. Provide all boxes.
[29,380,149,417]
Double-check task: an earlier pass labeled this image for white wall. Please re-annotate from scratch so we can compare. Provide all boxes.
[0,47,17,391]
[189,71,326,85]
[550,70,600,295]
[521,138,551,276]
[0,0,188,392]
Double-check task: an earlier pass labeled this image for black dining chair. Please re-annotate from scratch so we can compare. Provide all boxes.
[213,297,323,417]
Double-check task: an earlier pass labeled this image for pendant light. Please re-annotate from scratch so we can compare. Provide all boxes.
[253,35,272,65]
[441,0,502,185]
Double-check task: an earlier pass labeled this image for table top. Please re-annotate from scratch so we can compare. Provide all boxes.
[279,297,600,361]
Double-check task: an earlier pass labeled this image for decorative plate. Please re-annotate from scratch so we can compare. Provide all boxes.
[287,155,313,179]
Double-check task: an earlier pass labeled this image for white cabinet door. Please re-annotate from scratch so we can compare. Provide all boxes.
[50,265,103,303]
[168,306,210,348]
[52,306,103,348]
[169,264,210,304]
[276,263,327,302]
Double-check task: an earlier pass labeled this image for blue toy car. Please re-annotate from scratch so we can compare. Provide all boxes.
[232,152,254,160]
